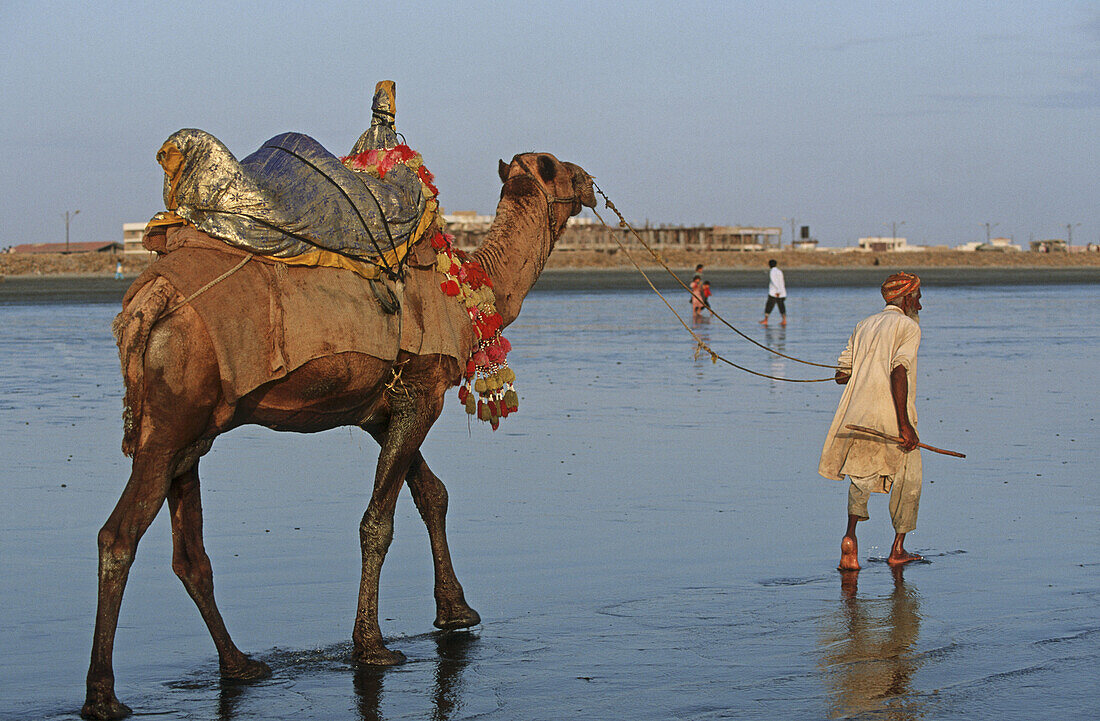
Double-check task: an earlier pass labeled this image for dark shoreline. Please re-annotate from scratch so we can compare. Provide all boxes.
[1,265,1098,304]
[535,265,1100,291]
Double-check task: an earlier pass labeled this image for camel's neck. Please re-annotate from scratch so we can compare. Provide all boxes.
[473,194,559,328]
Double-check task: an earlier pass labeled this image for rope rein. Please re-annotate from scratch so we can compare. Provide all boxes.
[164,253,253,317]
[591,183,840,383]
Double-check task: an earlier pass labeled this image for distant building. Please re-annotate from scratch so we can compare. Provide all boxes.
[123,222,155,257]
[1030,239,1067,253]
[442,212,781,253]
[441,211,493,230]
[10,241,121,254]
[791,225,819,250]
[857,236,908,252]
[976,237,1021,252]
[711,226,782,250]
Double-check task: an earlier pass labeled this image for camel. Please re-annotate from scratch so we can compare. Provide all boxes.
[82,152,596,720]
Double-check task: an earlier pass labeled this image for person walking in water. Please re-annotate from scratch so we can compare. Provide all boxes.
[760,259,787,326]
[819,272,924,570]
[114,260,124,280]
[690,274,706,321]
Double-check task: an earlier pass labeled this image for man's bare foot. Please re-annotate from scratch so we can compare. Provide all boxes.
[759,319,768,326]
[838,535,860,571]
[887,550,923,567]
[780,318,787,326]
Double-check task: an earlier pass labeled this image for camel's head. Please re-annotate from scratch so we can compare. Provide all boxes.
[498,153,596,221]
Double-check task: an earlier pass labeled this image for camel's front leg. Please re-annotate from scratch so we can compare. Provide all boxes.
[354,390,443,664]
[404,453,480,631]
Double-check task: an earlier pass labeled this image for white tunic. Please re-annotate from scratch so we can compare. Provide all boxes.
[768,267,786,298]
[819,305,922,488]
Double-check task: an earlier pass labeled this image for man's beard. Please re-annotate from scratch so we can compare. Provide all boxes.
[904,306,920,322]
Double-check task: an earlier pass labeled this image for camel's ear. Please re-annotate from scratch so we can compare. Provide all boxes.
[537,155,556,183]
[498,159,510,183]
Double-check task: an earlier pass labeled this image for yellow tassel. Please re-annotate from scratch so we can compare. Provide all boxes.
[500,367,516,383]
[465,396,476,414]
[474,378,487,393]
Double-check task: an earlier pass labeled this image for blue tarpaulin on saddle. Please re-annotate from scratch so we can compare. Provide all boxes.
[157,129,426,269]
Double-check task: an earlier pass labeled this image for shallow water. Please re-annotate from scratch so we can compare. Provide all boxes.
[1,283,1098,720]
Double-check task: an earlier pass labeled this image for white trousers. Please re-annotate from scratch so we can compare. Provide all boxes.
[846,454,922,534]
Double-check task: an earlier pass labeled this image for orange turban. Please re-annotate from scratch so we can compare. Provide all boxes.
[881,272,921,302]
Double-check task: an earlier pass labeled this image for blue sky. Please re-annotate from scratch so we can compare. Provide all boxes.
[1,1,1096,248]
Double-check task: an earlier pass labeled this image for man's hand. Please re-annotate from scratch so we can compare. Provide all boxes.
[897,419,919,452]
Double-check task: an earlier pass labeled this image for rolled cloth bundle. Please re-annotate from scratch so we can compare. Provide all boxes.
[881,271,921,302]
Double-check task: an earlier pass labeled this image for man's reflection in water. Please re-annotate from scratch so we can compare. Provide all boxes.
[353,631,479,721]
[819,566,925,720]
[764,325,787,383]
[692,323,713,378]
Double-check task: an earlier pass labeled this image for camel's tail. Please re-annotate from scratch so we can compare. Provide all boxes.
[112,276,175,456]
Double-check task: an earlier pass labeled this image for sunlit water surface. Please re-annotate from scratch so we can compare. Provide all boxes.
[1,283,1098,720]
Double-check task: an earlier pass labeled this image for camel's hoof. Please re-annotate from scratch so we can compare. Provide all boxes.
[221,656,272,681]
[354,645,407,666]
[434,605,481,631]
[81,694,132,720]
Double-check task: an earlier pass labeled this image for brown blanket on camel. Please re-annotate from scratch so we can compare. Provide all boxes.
[123,225,473,404]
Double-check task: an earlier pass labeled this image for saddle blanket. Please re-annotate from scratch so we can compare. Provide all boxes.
[123,225,473,404]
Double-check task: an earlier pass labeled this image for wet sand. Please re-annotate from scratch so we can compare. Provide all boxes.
[1,284,1098,719]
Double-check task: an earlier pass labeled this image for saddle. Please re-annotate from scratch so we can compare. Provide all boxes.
[155,129,428,276]
[151,82,438,278]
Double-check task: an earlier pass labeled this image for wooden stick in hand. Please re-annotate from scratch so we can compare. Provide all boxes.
[845,424,966,458]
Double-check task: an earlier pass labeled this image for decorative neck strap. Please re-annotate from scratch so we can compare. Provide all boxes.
[431,232,517,429]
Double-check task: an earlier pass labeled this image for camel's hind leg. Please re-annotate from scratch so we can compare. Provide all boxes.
[167,458,270,680]
[404,452,480,631]
[83,449,176,720]
[84,304,224,720]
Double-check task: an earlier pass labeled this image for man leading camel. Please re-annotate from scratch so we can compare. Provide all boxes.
[819,272,924,570]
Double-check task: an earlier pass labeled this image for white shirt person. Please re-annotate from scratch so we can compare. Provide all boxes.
[760,259,787,326]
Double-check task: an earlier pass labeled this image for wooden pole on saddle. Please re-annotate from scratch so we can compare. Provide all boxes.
[845,424,966,458]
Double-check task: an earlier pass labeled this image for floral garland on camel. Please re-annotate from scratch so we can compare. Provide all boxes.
[341,145,518,429]
[432,232,518,429]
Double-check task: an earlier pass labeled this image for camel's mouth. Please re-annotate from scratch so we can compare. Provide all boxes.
[566,163,597,210]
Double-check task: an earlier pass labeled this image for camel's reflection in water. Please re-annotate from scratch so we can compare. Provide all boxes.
[355,632,479,721]
[819,566,926,721]
[212,631,479,721]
